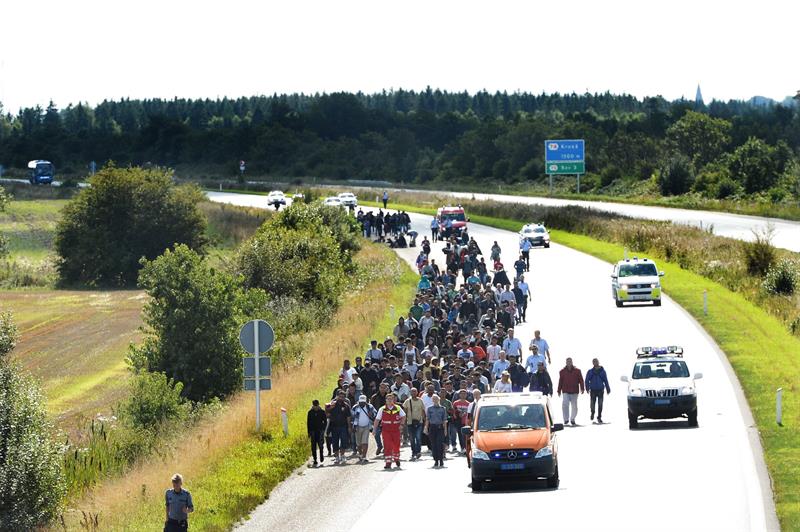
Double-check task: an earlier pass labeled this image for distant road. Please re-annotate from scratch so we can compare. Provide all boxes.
[323,185,800,252]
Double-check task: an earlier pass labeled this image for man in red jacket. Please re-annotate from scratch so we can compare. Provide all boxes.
[374,392,406,469]
[557,357,585,426]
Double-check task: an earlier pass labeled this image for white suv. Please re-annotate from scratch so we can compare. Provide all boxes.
[621,346,702,429]
[337,192,358,207]
[611,257,663,307]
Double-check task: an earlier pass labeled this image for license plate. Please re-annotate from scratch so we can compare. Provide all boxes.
[500,463,525,471]
[654,399,671,405]
[631,295,650,301]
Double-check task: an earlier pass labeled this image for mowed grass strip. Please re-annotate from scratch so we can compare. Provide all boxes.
[0,199,66,260]
[360,199,797,529]
[60,243,419,531]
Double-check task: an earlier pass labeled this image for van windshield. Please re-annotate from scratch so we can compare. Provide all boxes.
[633,360,689,379]
[440,212,466,222]
[618,263,657,277]
[477,404,546,430]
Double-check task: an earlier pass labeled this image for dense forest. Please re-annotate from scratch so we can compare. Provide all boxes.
[1,89,799,198]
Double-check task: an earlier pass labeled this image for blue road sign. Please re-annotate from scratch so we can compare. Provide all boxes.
[545,139,585,162]
[244,378,272,391]
[239,319,275,355]
[243,356,272,378]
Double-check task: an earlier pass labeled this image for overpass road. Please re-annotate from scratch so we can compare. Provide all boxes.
[211,192,777,531]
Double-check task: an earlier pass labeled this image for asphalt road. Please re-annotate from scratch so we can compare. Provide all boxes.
[321,184,800,252]
[211,193,777,531]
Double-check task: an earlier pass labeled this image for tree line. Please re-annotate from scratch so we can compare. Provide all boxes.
[1,89,799,197]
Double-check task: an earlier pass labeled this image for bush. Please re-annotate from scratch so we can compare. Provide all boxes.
[130,244,263,402]
[742,226,776,277]
[54,165,208,286]
[0,362,66,529]
[0,311,19,358]
[715,177,740,199]
[118,372,190,430]
[657,154,695,196]
[762,259,799,295]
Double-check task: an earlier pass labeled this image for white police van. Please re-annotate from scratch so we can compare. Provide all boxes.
[611,257,664,307]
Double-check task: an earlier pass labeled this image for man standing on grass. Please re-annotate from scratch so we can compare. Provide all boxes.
[165,473,193,532]
[375,392,406,469]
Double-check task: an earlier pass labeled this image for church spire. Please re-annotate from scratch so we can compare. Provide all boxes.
[695,84,704,107]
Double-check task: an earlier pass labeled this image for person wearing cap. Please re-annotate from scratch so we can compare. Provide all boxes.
[374,392,406,469]
[492,371,513,393]
[165,473,193,531]
[352,395,378,463]
[307,399,328,467]
[425,394,448,467]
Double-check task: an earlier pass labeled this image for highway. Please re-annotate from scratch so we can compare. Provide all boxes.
[208,192,778,532]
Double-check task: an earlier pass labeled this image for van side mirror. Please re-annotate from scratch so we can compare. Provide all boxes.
[461,426,473,437]
[659,271,665,277]
[611,274,617,279]
[693,372,703,380]
[552,423,564,432]
[620,375,629,383]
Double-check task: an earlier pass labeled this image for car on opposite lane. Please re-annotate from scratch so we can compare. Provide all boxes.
[621,346,703,429]
[611,257,664,307]
[323,196,344,208]
[519,223,550,248]
[462,392,563,491]
[267,190,287,209]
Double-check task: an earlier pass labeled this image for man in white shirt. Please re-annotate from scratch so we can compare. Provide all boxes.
[485,336,502,364]
[525,344,546,373]
[341,359,358,384]
[518,276,531,322]
[492,351,510,380]
[530,330,552,366]
[502,328,523,360]
[365,340,383,362]
[419,310,435,343]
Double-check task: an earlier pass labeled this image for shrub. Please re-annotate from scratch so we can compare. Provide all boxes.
[0,311,19,358]
[742,226,776,277]
[130,244,264,402]
[0,362,66,529]
[657,154,695,196]
[715,177,740,199]
[118,372,190,430]
[54,165,208,286]
[762,259,799,295]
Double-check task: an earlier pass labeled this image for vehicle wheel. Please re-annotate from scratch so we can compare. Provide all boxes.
[628,410,638,429]
[653,299,662,307]
[615,299,623,308]
[688,408,698,427]
[471,477,483,492]
[544,243,550,248]
[546,465,560,488]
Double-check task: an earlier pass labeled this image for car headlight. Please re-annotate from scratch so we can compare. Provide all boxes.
[535,446,553,458]
[651,283,658,288]
[680,386,696,396]
[472,449,490,461]
[621,284,629,291]
[629,388,644,397]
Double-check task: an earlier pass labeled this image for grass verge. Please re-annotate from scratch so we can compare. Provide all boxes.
[359,198,797,529]
[58,244,419,531]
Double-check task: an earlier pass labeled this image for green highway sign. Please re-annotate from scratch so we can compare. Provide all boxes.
[546,161,586,175]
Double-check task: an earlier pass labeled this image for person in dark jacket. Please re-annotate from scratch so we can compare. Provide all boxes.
[508,356,529,393]
[529,362,553,396]
[585,358,611,423]
[307,400,328,467]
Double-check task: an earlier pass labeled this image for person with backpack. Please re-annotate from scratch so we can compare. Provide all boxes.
[352,395,378,463]
[374,392,406,469]
[585,358,611,424]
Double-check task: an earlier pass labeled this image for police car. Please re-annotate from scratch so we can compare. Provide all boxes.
[611,257,664,307]
[621,346,703,429]
[519,223,550,248]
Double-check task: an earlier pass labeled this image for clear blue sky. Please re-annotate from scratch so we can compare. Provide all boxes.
[0,0,796,113]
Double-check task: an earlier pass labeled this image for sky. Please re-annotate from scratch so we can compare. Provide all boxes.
[0,0,797,113]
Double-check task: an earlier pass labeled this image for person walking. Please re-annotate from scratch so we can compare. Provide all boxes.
[370,381,389,456]
[492,371,513,393]
[529,362,553,395]
[557,358,585,426]
[425,395,448,468]
[430,216,439,241]
[307,400,328,467]
[530,330,552,366]
[375,393,406,469]
[164,473,193,532]
[520,238,532,271]
[585,358,611,423]
[328,391,352,464]
[403,388,426,460]
[502,328,523,360]
[508,355,528,393]
[352,395,377,463]
[382,190,389,209]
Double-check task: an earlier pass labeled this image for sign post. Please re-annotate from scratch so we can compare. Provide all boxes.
[239,319,275,430]
[545,139,585,194]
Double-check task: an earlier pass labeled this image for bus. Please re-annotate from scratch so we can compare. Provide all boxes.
[28,160,55,185]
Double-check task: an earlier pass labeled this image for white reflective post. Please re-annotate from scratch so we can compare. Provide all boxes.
[776,388,783,426]
[281,407,289,436]
[254,323,261,430]
[703,290,708,316]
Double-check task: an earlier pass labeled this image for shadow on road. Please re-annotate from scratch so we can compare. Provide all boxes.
[632,420,695,431]
[470,480,559,494]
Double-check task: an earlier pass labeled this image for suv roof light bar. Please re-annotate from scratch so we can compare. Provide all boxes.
[636,346,684,358]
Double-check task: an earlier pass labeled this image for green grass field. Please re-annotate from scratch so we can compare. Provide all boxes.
[361,198,798,529]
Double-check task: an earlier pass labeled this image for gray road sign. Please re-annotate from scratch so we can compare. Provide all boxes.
[239,319,275,355]
[244,378,272,391]
[243,356,272,378]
